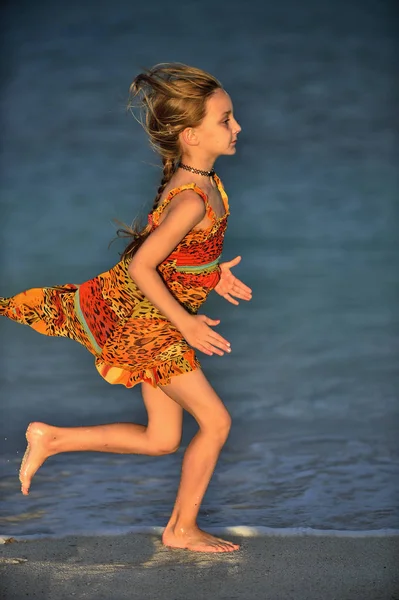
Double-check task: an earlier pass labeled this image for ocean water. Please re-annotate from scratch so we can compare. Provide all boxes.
[1,0,398,538]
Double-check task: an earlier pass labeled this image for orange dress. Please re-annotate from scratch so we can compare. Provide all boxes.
[0,175,229,388]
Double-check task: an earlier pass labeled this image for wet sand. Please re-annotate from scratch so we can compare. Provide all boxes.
[1,531,398,599]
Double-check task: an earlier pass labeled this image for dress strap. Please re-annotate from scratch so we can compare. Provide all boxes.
[149,183,211,227]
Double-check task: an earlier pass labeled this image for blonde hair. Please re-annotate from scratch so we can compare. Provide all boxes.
[117,63,222,259]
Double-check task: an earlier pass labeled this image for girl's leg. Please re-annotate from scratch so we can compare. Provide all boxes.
[19,383,182,495]
[160,369,240,553]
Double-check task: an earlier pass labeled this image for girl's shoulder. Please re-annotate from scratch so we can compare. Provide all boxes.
[160,173,203,200]
[150,174,229,231]
[150,184,207,229]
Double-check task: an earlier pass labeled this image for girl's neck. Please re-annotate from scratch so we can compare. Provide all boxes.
[179,156,215,176]
[178,162,215,178]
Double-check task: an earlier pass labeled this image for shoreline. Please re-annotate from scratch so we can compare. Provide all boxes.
[1,530,398,600]
[2,525,399,544]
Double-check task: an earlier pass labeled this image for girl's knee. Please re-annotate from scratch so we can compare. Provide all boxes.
[205,409,232,444]
[147,433,181,456]
[220,411,232,441]
[220,410,232,434]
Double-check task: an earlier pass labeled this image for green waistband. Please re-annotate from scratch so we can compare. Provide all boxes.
[175,255,221,273]
[74,288,102,355]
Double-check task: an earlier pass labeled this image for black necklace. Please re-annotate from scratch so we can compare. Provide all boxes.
[178,162,215,177]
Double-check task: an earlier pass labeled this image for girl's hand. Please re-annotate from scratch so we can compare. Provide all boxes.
[214,256,252,305]
[181,315,231,356]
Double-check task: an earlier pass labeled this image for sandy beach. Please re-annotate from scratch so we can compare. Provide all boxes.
[1,530,398,600]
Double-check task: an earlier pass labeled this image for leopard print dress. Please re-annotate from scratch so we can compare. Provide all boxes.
[0,174,229,388]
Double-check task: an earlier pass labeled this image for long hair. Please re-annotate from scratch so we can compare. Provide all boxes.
[117,63,222,260]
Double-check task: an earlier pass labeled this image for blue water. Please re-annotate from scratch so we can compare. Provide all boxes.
[1,0,398,537]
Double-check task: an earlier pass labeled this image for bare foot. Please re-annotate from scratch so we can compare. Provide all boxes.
[19,422,56,495]
[162,524,240,553]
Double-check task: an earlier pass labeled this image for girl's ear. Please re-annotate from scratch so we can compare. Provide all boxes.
[180,127,199,147]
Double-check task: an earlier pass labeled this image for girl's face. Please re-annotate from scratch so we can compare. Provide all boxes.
[194,89,241,159]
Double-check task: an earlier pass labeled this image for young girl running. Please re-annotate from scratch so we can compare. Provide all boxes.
[0,63,252,553]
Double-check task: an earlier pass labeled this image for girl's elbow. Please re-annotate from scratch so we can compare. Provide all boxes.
[128,257,155,281]
[128,258,141,280]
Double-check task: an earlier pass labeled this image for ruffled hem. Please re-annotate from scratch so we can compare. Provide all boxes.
[95,348,200,388]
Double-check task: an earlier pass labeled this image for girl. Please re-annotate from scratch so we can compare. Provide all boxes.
[0,63,252,553]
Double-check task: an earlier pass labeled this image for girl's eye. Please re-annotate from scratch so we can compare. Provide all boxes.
[223,119,230,125]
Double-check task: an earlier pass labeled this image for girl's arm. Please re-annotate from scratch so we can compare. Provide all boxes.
[128,191,231,356]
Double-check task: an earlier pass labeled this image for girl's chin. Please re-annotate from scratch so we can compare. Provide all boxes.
[215,146,237,159]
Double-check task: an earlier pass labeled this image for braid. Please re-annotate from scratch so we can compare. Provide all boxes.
[152,157,176,210]
[117,157,177,261]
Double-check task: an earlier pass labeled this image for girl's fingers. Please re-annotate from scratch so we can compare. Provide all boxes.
[197,340,230,356]
[235,280,252,294]
[232,285,252,299]
[199,343,222,356]
[197,343,214,356]
[235,290,252,300]
[224,293,239,305]
[197,333,230,355]
[207,346,225,356]
[208,332,231,351]
[226,255,241,267]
